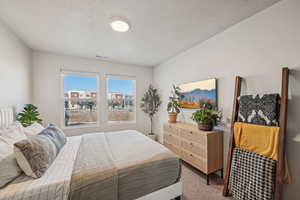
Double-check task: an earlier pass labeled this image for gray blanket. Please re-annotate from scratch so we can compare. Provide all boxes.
[69,133,118,200]
[70,130,181,200]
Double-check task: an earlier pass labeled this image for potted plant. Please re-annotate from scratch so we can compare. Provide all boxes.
[167,85,182,123]
[191,104,221,131]
[140,85,162,140]
[17,104,43,127]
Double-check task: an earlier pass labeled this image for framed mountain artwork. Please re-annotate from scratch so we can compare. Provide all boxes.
[178,78,217,109]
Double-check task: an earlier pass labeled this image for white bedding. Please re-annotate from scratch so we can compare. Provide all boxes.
[0,136,82,200]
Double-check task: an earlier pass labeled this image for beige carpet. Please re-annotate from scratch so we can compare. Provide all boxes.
[181,161,233,200]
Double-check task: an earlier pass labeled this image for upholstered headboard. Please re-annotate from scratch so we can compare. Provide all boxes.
[0,107,14,128]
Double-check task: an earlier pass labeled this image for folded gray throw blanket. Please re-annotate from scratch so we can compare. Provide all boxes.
[70,131,181,200]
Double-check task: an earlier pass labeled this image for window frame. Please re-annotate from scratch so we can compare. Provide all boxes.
[60,70,101,129]
[105,74,137,126]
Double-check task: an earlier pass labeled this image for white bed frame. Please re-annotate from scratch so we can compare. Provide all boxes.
[137,182,182,200]
[0,107,15,128]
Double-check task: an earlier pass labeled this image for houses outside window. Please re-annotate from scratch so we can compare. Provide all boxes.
[61,72,136,128]
[62,73,99,127]
[106,76,136,123]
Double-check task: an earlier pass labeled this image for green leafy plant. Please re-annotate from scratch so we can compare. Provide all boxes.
[17,104,43,127]
[167,85,182,114]
[191,104,221,125]
[140,85,162,134]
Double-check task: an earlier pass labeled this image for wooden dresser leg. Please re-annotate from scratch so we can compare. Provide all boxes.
[206,174,210,185]
[221,168,224,179]
[174,195,182,200]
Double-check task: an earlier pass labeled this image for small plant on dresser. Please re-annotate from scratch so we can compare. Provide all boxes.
[167,85,182,123]
[191,104,221,131]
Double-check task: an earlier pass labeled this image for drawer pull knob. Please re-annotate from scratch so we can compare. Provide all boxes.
[190,154,193,157]
[190,131,193,134]
[190,142,193,146]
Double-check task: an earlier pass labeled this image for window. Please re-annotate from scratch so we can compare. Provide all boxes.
[62,73,99,127]
[106,76,136,123]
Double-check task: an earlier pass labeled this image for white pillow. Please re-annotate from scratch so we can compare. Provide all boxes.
[0,122,27,144]
[23,122,44,137]
[0,137,22,188]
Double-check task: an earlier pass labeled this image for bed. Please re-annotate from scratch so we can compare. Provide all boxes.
[0,108,182,200]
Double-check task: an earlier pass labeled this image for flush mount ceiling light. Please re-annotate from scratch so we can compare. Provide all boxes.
[110,18,130,32]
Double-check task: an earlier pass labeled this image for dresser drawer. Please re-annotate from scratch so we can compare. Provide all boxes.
[163,122,223,177]
[181,149,207,173]
[179,129,206,146]
[163,124,180,136]
[181,139,207,159]
[164,142,181,156]
[164,132,181,147]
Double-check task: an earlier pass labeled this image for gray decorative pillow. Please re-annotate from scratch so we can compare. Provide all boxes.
[39,124,66,151]
[14,135,58,178]
[14,125,66,178]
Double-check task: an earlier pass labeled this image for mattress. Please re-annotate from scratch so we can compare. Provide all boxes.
[70,130,181,200]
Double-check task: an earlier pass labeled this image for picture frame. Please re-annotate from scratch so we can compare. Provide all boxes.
[178,78,217,109]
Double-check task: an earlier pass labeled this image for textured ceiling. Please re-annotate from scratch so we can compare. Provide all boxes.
[0,0,280,66]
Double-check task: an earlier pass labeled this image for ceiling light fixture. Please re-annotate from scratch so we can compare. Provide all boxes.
[110,18,130,32]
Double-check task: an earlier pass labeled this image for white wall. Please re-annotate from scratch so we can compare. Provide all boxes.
[32,51,152,136]
[153,0,300,198]
[0,20,32,109]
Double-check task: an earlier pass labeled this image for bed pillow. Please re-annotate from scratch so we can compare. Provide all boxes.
[237,94,280,126]
[14,124,66,178]
[0,122,27,144]
[23,122,44,137]
[0,137,22,188]
[39,124,67,151]
[0,123,26,188]
[14,134,58,178]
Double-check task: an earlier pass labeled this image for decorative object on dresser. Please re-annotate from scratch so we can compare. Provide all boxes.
[167,85,182,123]
[177,78,217,109]
[140,84,162,140]
[191,104,222,131]
[163,122,223,185]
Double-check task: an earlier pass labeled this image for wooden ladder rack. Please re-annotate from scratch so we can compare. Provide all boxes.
[223,67,289,200]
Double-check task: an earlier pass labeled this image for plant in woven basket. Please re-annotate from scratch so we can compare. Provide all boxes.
[17,104,43,127]
[140,85,162,135]
[191,104,221,131]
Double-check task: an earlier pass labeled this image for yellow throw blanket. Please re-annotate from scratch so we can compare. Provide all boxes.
[234,122,291,184]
